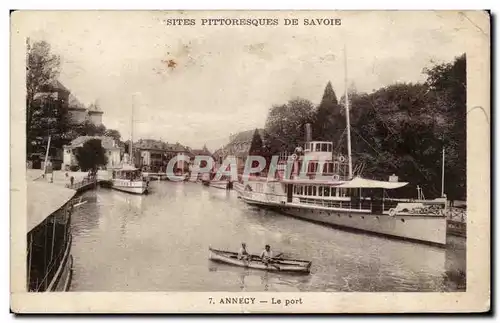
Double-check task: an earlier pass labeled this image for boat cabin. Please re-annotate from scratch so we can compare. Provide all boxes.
[27,181,75,292]
[274,140,349,181]
[112,165,144,181]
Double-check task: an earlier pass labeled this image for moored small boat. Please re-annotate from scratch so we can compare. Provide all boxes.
[208,247,312,274]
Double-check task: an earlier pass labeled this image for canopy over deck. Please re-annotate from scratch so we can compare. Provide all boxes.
[27,181,76,233]
[116,164,139,171]
[336,176,408,189]
[280,176,408,189]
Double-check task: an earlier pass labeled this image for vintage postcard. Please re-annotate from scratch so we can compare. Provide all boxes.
[10,10,490,313]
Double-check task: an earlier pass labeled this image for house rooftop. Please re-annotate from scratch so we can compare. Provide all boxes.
[229,129,264,144]
[65,136,120,150]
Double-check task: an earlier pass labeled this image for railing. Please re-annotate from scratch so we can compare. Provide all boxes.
[295,196,445,216]
[446,207,467,223]
[65,177,96,190]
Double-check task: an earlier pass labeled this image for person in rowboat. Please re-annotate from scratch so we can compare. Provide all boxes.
[238,242,250,260]
[260,244,273,265]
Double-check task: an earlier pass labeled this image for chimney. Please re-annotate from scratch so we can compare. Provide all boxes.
[305,123,312,142]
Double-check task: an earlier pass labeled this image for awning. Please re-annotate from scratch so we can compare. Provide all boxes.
[116,164,139,171]
[337,176,408,189]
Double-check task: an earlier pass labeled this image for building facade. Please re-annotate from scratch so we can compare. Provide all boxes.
[165,143,192,172]
[134,139,168,173]
[132,140,192,173]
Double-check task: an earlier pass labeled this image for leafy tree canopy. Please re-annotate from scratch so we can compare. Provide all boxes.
[263,98,315,155]
[75,139,107,172]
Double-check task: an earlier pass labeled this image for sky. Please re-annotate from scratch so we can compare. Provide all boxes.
[21,10,478,151]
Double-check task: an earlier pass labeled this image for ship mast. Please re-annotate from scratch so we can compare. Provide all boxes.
[344,45,353,179]
[43,135,51,175]
[130,95,135,165]
[441,147,445,197]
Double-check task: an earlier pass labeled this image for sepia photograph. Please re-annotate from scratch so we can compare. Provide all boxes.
[10,10,489,313]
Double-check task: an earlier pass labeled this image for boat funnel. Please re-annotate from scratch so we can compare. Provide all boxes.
[305,123,312,142]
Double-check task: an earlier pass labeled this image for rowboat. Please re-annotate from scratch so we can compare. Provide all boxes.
[208,247,312,274]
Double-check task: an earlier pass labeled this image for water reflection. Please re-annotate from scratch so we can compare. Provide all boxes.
[70,181,466,292]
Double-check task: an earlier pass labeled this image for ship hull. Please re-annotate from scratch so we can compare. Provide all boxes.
[46,234,73,292]
[111,179,148,194]
[242,197,447,247]
[233,182,244,198]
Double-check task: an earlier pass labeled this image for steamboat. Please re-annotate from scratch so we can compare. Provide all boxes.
[240,49,448,247]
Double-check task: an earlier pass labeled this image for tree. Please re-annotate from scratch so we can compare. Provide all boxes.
[27,94,72,157]
[248,129,263,155]
[312,81,345,145]
[68,120,107,139]
[247,129,264,170]
[26,40,61,134]
[423,54,466,200]
[104,129,122,141]
[26,40,63,156]
[348,83,446,197]
[75,139,107,172]
[263,98,315,155]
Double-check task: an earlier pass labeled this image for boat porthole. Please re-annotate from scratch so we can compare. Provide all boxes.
[361,216,364,219]
[337,214,340,217]
[349,215,352,218]
[401,219,405,223]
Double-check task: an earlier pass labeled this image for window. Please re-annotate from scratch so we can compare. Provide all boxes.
[327,144,332,152]
[319,186,323,196]
[300,186,303,195]
[315,143,321,151]
[313,186,317,195]
[308,186,312,195]
[321,143,328,151]
[324,186,330,197]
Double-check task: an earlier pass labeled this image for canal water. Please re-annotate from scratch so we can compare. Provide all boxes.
[69,181,466,292]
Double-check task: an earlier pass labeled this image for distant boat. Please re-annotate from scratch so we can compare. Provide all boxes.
[201,170,233,190]
[208,247,312,274]
[111,164,148,195]
[111,94,149,195]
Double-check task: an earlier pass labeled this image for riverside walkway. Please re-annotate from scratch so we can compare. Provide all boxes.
[26,169,110,192]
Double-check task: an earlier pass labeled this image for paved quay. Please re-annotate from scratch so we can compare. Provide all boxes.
[27,169,90,186]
